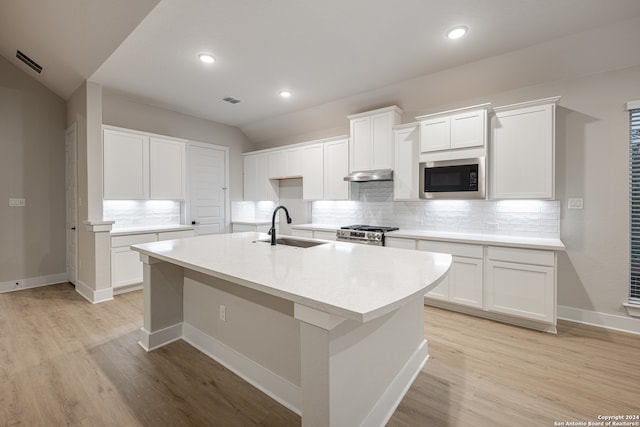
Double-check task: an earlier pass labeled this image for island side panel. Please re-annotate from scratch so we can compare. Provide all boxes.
[139,254,185,351]
[298,296,427,427]
[181,269,302,413]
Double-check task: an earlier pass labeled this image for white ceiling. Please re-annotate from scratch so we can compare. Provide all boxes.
[3,0,640,143]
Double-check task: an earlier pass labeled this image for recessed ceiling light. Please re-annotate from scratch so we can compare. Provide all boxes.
[279,90,293,98]
[198,53,215,64]
[446,26,468,40]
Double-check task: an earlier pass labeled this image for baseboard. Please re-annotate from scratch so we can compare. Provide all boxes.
[182,322,302,415]
[362,339,429,427]
[558,305,640,335]
[74,280,114,304]
[113,283,143,295]
[138,323,183,351]
[0,272,68,293]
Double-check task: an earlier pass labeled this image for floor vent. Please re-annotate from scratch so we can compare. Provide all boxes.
[16,50,43,74]
[222,96,241,104]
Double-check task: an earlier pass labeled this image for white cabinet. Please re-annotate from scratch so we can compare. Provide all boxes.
[232,223,271,233]
[385,237,416,250]
[268,149,302,179]
[417,106,488,154]
[302,144,324,200]
[490,97,559,199]
[111,229,195,292]
[291,228,336,240]
[323,138,349,200]
[103,127,186,201]
[103,129,149,199]
[348,106,402,172]
[485,246,556,323]
[393,123,420,201]
[149,137,185,200]
[418,240,484,308]
[244,153,279,201]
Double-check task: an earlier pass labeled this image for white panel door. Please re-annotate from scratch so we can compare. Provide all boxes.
[450,109,486,150]
[349,116,371,172]
[65,124,77,285]
[189,144,227,235]
[371,112,394,169]
[449,257,483,308]
[420,116,450,153]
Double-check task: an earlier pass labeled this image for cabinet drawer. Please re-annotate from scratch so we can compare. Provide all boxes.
[291,229,313,238]
[314,230,337,241]
[385,237,416,250]
[111,233,157,248]
[159,230,195,240]
[487,246,554,267]
[417,240,483,258]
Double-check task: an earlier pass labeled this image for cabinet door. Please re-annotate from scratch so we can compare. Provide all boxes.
[103,129,149,199]
[491,103,555,199]
[324,139,349,200]
[284,149,303,177]
[371,112,394,169]
[314,230,337,241]
[149,137,185,200]
[268,151,285,179]
[450,109,486,150]
[485,260,555,323]
[385,237,416,250]
[449,256,483,308]
[420,116,450,153]
[302,144,324,200]
[111,247,144,287]
[350,116,372,172]
[243,155,258,201]
[393,125,419,200]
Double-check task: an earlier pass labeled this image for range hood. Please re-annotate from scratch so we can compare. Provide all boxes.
[343,169,393,182]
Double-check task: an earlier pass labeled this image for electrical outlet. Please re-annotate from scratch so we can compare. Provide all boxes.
[568,198,584,209]
[219,305,226,322]
[9,198,25,207]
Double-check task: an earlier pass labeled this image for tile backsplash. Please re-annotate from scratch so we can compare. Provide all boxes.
[104,200,181,229]
[231,201,278,222]
[311,181,560,238]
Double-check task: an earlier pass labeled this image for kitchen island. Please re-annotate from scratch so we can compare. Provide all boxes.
[132,232,451,427]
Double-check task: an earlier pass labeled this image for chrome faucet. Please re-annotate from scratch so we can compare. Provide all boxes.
[269,205,292,245]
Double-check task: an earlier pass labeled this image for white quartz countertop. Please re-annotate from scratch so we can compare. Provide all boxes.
[111,224,195,236]
[291,224,565,251]
[132,232,451,322]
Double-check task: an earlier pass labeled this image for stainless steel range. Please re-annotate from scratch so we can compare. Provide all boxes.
[335,225,399,246]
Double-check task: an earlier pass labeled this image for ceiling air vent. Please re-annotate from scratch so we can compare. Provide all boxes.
[222,96,241,104]
[16,50,43,74]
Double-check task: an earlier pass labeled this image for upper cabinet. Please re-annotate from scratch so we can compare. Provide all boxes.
[103,127,186,200]
[393,123,420,201]
[323,138,349,200]
[301,144,324,200]
[416,104,489,157]
[348,106,402,172]
[103,128,149,200]
[268,148,302,179]
[490,97,559,200]
[243,152,279,201]
[149,137,185,200]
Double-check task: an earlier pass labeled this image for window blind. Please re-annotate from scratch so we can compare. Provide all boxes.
[630,107,640,303]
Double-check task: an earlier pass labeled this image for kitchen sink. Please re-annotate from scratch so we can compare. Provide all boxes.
[256,238,329,248]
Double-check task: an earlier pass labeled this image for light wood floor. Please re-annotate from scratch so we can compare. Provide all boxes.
[1,284,639,426]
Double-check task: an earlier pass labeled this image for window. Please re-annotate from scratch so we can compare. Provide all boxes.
[629,104,640,305]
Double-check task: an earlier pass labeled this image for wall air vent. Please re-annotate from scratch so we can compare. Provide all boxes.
[222,96,241,104]
[16,50,43,74]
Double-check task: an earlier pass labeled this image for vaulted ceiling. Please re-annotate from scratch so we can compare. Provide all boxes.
[2,0,640,144]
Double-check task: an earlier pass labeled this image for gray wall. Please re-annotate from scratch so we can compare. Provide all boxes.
[0,55,66,283]
[101,91,253,201]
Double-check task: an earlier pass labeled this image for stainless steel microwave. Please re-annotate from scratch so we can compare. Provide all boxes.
[419,157,486,199]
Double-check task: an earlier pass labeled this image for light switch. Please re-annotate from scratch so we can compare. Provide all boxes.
[568,198,583,209]
[9,198,25,207]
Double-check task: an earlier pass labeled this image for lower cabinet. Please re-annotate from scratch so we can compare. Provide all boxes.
[485,246,556,323]
[385,235,558,331]
[111,229,195,293]
[417,240,483,309]
[232,223,271,233]
[291,228,337,241]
